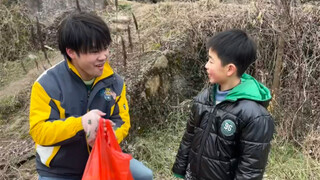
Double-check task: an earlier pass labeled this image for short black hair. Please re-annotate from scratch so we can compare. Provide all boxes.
[207,29,257,77]
[58,11,112,60]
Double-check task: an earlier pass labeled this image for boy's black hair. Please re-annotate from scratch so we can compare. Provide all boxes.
[207,29,257,77]
[58,11,112,60]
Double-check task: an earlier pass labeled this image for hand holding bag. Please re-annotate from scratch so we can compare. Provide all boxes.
[82,118,133,180]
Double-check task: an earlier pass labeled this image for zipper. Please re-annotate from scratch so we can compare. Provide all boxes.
[84,77,115,153]
[86,88,91,111]
[195,100,233,177]
[196,107,215,176]
[194,84,237,176]
[84,83,92,154]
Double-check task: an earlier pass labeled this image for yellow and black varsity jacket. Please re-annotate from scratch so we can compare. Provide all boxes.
[29,59,130,178]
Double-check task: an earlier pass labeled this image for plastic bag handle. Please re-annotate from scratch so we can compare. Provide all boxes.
[100,118,122,152]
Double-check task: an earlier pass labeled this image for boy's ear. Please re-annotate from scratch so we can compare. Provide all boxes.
[226,64,237,77]
[66,48,78,60]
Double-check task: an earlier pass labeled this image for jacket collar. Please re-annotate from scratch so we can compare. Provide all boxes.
[66,59,114,86]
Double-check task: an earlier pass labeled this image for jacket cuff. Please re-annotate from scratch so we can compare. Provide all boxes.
[172,166,186,177]
[74,116,84,131]
[173,173,185,179]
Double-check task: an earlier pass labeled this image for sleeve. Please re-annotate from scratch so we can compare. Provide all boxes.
[109,83,130,143]
[29,81,84,146]
[235,115,274,180]
[172,102,197,176]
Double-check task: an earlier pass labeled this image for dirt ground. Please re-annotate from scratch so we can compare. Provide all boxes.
[0,52,63,179]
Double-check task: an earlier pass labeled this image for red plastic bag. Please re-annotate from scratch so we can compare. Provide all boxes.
[82,118,133,180]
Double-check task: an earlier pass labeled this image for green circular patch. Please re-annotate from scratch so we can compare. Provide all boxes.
[221,119,236,136]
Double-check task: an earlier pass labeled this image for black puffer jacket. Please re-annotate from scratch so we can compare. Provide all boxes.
[172,74,275,180]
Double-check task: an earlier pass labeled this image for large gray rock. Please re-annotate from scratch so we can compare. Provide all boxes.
[118,50,197,129]
[131,51,169,99]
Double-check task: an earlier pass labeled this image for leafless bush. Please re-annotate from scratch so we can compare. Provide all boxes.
[133,0,320,149]
[254,0,320,145]
[0,2,33,62]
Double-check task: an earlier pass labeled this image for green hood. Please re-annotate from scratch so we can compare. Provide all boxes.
[215,73,271,103]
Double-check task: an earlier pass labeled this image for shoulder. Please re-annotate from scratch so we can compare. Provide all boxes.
[229,100,270,117]
[33,60,66,97]
[223,99,273,123]
[113,73,124,83]
[228,99,273,129]
[240,100,270,115]
[105,73,125,94]
[193,87,211,104]
[235,100,274,142]
[35,60,65,85]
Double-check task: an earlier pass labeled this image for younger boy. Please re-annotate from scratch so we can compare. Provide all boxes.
[172,29,274,180]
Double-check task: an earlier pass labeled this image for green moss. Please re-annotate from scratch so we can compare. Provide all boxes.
[0,95,23,117]
[118,3,132,11]
[151,43,161,50]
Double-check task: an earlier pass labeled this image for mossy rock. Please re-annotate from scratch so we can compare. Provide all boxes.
[0,95,24,118]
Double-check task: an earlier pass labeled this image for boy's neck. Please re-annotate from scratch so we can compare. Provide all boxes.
[219,77,241,91]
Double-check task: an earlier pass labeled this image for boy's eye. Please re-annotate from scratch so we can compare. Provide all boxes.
[207,56,213,63]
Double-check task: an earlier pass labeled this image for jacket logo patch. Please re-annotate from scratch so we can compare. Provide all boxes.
[221,119,236,136]
[102,88,116,101]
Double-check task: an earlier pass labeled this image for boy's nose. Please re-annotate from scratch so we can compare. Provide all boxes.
[98,50,109,60]
[204,61,209,70]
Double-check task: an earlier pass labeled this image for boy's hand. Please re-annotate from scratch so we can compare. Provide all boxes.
[103,119,116,137]
[82,109,106,147]
[173,173,184,179]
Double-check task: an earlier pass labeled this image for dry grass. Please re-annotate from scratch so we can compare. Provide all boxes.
[267,139,320,180]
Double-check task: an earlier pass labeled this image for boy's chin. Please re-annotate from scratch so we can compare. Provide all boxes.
[208,80,216,84]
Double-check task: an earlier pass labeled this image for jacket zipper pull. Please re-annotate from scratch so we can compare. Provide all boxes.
[87,89,91,98]
[86,89,91,112]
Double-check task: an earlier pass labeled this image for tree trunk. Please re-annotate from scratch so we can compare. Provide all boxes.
[272,34,285,97]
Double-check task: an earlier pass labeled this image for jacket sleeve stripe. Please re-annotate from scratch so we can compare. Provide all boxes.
[36,145,54,166]
[110,96,120,116]
[36,145,61,167]
[113,83,130,143]
[29,81,84,146]
[52,99,66,119]
[46,146,61,167]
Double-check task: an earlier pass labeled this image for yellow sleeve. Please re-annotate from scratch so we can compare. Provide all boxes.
[29,81,84,146]
[113,83,130,143]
